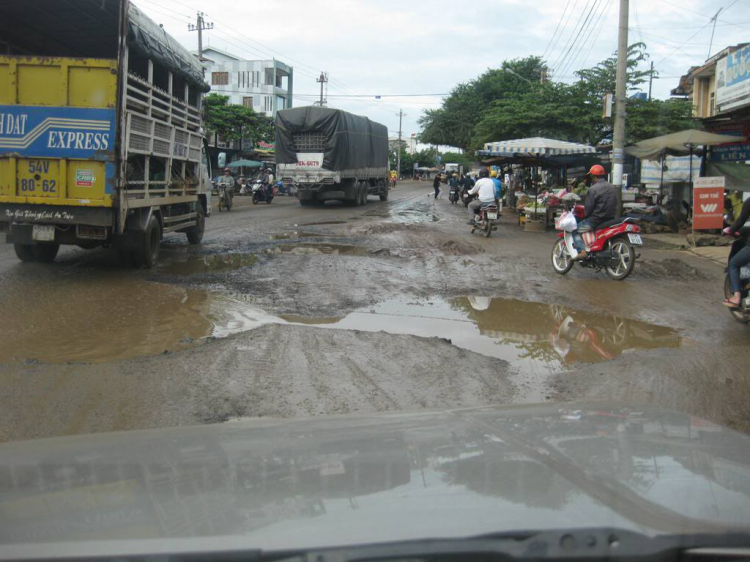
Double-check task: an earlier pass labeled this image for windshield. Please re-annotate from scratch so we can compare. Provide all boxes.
[1,0,750,558]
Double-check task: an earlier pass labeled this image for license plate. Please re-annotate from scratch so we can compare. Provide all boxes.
[32,225,55,242]
[628,233,643,245]
[487,213,498,220]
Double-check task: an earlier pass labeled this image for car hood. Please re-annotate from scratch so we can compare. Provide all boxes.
[1,403,750,558]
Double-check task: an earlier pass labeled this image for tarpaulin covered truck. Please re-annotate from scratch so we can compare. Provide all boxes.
[276,107,389,206]
[0,0,212,266]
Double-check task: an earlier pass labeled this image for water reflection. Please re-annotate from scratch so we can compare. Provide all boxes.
[2,406,748,547]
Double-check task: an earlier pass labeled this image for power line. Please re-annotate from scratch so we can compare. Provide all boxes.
[546,0,584,64]
[541,0,575,59]
[550,0,593,71]
[575,0,615,74]
[553,0,601,76]
[559,0,609,78]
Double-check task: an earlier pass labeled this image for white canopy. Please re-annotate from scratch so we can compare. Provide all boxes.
[480,137,597,157]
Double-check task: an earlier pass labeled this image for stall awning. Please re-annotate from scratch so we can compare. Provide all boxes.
[478,137,597,157]
[625,129,744,160]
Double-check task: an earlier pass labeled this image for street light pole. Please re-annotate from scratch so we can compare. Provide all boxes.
[612,0,629,214]
[396,109,405,178]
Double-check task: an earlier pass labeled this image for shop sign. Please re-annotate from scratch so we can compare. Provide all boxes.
[716,46,750,112]
[710,142,750,162]
[693,177,725,230]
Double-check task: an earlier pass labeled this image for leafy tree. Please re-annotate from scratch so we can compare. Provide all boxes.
[203,93,274,146]
[418,56,547,151]
[420,43,697,153]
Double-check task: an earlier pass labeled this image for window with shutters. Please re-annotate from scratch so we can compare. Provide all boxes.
[211,71,229,86]
[243,96,254,109]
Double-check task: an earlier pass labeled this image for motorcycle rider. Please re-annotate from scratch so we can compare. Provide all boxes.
[448,173,459,200]
[723,196,750,308]
[490,170,503,212]
[467,168,496,225]
[217,167,235,206]
[571,164,617,260]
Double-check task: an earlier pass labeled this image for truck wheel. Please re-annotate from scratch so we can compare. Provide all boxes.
[379,180,388,201]
[33,243,60,262]
[360,182,368,206]
[133,215,161,268]
[186,203,205,245]
[14,243,37,262]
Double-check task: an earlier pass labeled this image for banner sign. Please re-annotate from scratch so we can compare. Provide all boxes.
[716,46,750,113]
[641,155,700,184]
[693,177,726,230]
[710,142,750,162]
[0,105,116,159]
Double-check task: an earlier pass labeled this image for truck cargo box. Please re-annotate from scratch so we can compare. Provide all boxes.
[276,107,389,172]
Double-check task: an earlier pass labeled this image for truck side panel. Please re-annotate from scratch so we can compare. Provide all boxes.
[0,57,118,209]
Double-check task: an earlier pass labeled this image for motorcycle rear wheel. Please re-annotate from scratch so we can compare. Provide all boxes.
[724,274,750,324]
[551,238,573,274]
[484,219,492,238]
[605,238,635,280]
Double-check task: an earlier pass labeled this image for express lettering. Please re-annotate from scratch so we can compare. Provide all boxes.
[47,131,110,151]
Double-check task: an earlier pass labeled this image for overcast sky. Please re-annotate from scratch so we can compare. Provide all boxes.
[138,0,748,143]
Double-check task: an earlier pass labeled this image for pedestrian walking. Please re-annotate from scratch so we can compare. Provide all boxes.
[432,174,441,199]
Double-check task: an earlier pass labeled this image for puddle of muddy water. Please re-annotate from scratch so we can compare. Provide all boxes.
[158,253,257,275]
[269,232,328,240]
[2,275,681,401]
[297,220,348,226]
[263,243,369,256]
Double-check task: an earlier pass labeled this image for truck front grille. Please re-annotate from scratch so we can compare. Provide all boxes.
[292,131,326,153]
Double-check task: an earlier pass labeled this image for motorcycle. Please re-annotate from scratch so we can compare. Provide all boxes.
[461,187,477,207]
[724,231,750,324]
[252,181,274,205]
[470,203,499,238]
[449,185,460,204]
[217,183,233,212]
[552,207,642,280]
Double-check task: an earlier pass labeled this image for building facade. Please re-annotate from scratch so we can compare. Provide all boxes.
[201,47,293,118]
[673,43,750,190]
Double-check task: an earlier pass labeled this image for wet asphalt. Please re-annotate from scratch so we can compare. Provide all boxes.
[1,180,749,442]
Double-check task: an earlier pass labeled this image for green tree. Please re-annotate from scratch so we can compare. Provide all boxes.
[420,44,696,154]
[203,93,275,147]
[418,56,547,151]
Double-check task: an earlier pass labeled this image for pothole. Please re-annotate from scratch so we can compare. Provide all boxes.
[269,232,330,240]
[158,253,258,275]
[262,244,370,256]
[298,220,348,226]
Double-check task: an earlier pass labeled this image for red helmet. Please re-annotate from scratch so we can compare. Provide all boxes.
[588,164,605,176]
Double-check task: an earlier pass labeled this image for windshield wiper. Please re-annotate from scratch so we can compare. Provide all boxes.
[266,528,750,562]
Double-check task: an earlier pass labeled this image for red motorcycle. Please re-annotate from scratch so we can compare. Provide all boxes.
[552,205,642,281]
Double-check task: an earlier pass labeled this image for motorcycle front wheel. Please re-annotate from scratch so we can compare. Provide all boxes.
[724,274,750,324]
[605,238,635,280]
[551,238,573,274]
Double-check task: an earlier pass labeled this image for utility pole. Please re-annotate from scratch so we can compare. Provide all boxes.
[396,110,405,178]
[707,8,723,60]
[612,0,629,213]
[648,61,654,100]
[316,72,329,107]
[188,12,214,61]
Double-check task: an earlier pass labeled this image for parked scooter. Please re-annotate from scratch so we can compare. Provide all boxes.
[552,206,642,280]
[449,185,460,204]
[470,203,499,238]
[724,230,750,324]
[252,181,274,205]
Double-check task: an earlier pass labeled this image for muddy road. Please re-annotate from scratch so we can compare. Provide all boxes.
[1,180,749,442]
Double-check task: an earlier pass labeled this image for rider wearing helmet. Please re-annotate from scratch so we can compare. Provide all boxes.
[467,167,496,224]
[572,165,617,259]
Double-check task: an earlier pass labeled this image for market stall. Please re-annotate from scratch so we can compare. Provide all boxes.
[477,137,600,231]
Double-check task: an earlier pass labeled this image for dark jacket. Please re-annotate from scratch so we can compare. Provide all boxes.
[433,176,441,188]
[729,197,750,234]
[584,178,617,226]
